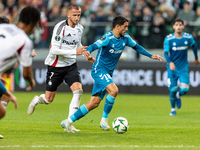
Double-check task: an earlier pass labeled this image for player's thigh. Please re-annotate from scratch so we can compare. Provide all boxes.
[179,70,189,86]
[0,102,6,119]
[64,63,81,91]
[167,68,178,89]
[46,66,64,91]
[106,83,118,97]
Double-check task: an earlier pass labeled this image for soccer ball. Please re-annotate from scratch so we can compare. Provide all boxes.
[112,117,129,134]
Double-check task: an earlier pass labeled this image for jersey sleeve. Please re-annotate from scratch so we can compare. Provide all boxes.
[94,35,110,48]
[163,37,170,52]
[77,24,83,48]
[51,22,76,56]
[126,34,137,47]
[17,37,33,67]
[189,34,195,47]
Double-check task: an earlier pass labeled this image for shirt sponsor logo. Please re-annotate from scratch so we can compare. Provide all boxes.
[172,46,187,51]
[62,40,78,45]
[109,49,123,54]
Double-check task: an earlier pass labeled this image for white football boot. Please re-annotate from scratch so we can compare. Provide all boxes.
[61,119,74,133]
[0,134,3,139]
[27,96,38,115]
[100,118,110,131]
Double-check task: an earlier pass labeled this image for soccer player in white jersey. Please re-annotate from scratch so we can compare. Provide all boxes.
[164,18,199,116]
[0,6,40,138]
[60,16,163,133]
[0,6,40,106]
[27,5,88,132]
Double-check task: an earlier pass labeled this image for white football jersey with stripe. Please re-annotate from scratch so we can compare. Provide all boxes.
[45,20,83,67]
[0,24,33,74]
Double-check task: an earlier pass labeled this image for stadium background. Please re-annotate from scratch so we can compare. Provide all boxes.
[1,0,200,95]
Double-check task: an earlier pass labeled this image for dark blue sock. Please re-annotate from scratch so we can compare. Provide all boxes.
[169,91,176,109]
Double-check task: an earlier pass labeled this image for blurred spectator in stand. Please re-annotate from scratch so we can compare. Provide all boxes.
[4,0,17,23]
[191,7,200,48]
[139,6,153,48]
[112,0,122,15]
[165,0,179,11]
[134,0,147,11]
[106,8,116,22]
[149,11,165,48]
[148,0,160,12]
[177,1,195,33]
[93,7,107,40]
[98,0,111,15]
[33,7,49,49]
[48,4,61,22]
[165,7,177,34]
[129,8,142,61]
[85,12,97,45]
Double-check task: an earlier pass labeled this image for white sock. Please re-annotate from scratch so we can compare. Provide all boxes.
[1,101,8,108]
[171,108,176,111]
[38,94,51,104]
[68,89,83,118]
[176,91,180,99]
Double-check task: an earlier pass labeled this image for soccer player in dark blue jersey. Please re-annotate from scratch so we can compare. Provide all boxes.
[164,18,199,116]
[61,16,163,132]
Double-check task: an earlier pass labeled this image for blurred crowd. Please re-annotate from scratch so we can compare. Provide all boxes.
[1,0,200,50]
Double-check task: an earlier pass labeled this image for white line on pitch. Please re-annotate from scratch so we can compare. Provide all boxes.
[0,145,199,148]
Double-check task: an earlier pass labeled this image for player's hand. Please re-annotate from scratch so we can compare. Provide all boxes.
[194,59,199,66]
[76,46,88,55]
[9,92,17,109]
[88,56,95,64]
[169,62,175,70]
[31,49,37,57]
[84,51,95,64]
[26,79,36,91]
[151,55,163,62]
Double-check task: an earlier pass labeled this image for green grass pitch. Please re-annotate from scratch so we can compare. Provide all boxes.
[1,92,200,150]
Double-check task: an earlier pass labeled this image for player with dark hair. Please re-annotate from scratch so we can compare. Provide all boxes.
[164,18,199,116]
[27,5,88,132]
[0,6,40,139]
[0,16,9,24]
[61,15,163,132]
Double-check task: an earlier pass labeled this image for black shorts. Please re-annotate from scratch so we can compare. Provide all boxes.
[46,63,81,91]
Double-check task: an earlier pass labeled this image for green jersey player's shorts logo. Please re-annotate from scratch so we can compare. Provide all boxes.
[100,36,106,40]
[55,36,60,41]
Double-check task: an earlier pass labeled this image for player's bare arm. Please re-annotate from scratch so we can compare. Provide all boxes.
[76,46,88,55]
[23,66,36,91]
[151,55,163,62]
[0,76,7,85]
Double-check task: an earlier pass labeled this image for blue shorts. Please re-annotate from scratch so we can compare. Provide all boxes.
[167,66,189,90]
[0,81,7,98]
[91,68,114,100]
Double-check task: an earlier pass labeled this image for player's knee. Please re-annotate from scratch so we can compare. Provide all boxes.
[180,86,189,95]
[109,88,118,97]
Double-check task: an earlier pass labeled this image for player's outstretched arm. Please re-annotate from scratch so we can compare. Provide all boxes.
[151,55,163,62]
